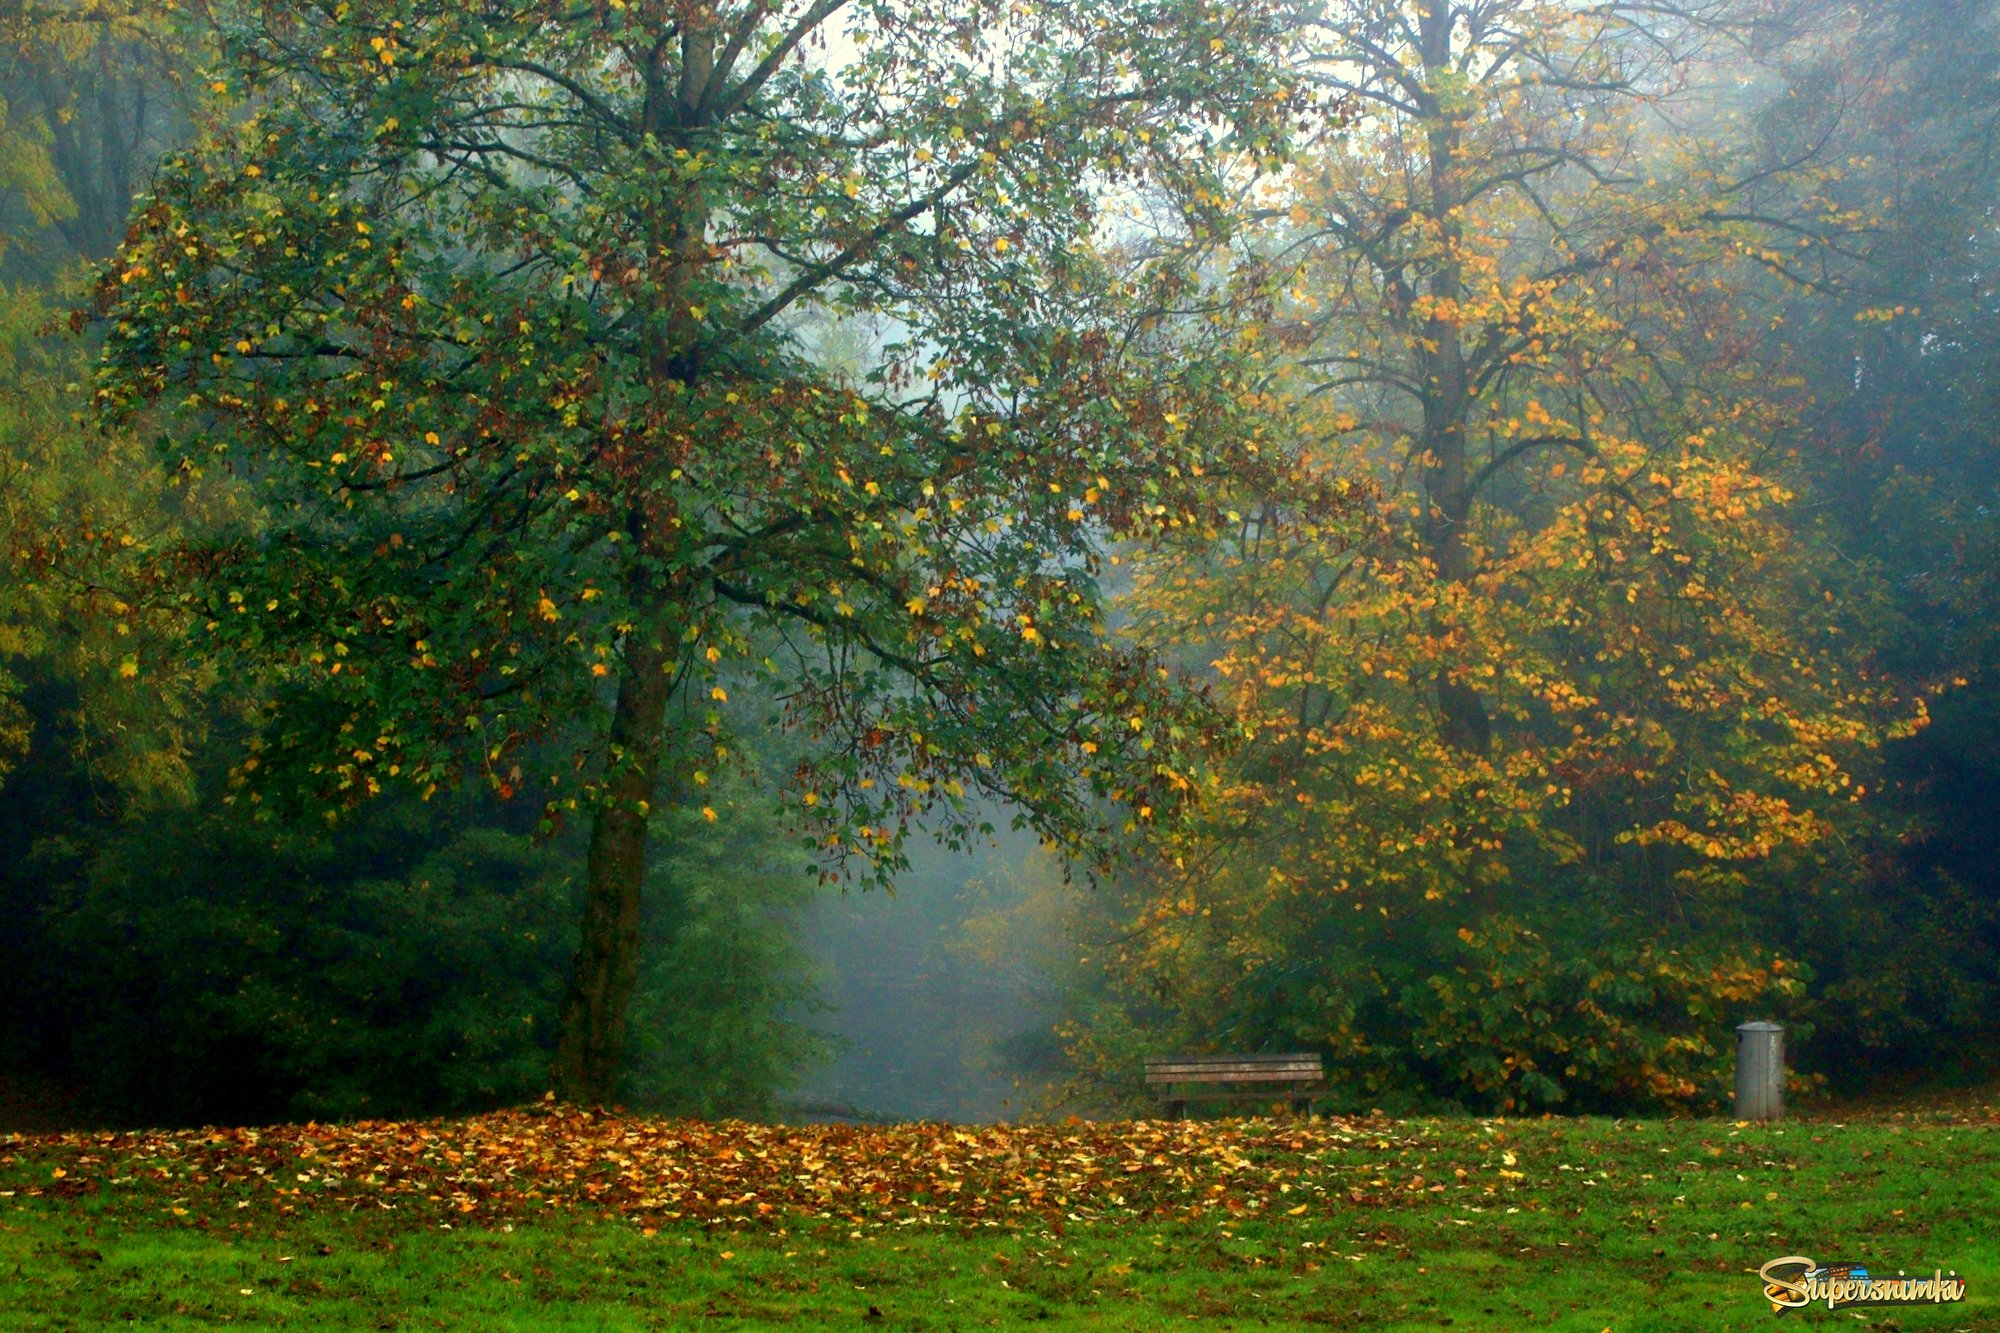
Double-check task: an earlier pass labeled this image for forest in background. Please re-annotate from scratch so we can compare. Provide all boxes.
[0,0,1995,1129]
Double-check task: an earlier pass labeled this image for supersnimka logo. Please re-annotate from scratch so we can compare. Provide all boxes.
[1756,1255,1967,1314]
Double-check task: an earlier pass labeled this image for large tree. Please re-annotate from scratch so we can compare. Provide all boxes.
[91,0,1323,1102]
[1071,0,1917,1112]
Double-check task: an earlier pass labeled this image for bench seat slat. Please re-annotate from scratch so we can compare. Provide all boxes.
[1153,1089,1318,1102]
[1146,1057,1320,1077]
[1152,1072,1320,1080]
[1145,1054,1320,1068]
[1145,1060,1321,1074]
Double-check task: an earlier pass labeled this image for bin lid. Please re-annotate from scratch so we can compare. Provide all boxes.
[1736,1020,1784,1034]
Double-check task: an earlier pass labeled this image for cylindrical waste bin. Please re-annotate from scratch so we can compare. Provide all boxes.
[1734,1021,1784,1122]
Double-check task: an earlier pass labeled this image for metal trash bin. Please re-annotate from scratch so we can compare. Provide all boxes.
[1734,1021,1784,1122]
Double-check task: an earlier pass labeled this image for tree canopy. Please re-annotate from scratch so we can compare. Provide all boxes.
[91,0,1333,1101]
[1048,0,1932,1113]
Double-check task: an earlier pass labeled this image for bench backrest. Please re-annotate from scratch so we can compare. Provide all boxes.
[1143,1053,1323,1086]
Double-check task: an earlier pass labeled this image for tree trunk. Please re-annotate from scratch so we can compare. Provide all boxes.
[552,628,676,1104]
[1418,2,1491,757]
[550,25,716,1107]
[552,629,675,1105]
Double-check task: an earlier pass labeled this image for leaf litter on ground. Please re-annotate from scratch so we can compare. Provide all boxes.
[3,1104,1458,1231]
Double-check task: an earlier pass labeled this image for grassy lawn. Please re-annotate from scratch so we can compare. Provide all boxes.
[0,1105,1991,1330]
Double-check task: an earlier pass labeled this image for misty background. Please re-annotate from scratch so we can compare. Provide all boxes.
[786,825,1057,1124]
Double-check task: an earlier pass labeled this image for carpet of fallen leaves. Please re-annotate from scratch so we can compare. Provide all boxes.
[1,1105,1448,1231]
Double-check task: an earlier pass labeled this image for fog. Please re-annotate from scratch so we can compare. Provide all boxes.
[785,824,1056,1124]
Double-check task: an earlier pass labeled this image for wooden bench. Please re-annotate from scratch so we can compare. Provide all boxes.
[1144,1052,1324,1120]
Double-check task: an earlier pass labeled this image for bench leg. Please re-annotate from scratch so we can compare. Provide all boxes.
[1292,1097,1312,1119]
[1169,1099,1187,1122]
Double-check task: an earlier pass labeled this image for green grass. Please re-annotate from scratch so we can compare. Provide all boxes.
[1,1112,1992,1330]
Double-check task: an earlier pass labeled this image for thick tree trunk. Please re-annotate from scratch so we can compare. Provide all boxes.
[1418,2,1491,757]
[1420,362,1490,754]
[552,629,675,1105]
[550,26,716,1107]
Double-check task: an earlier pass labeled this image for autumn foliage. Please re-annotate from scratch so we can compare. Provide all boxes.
[1051,0,1929,1114]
